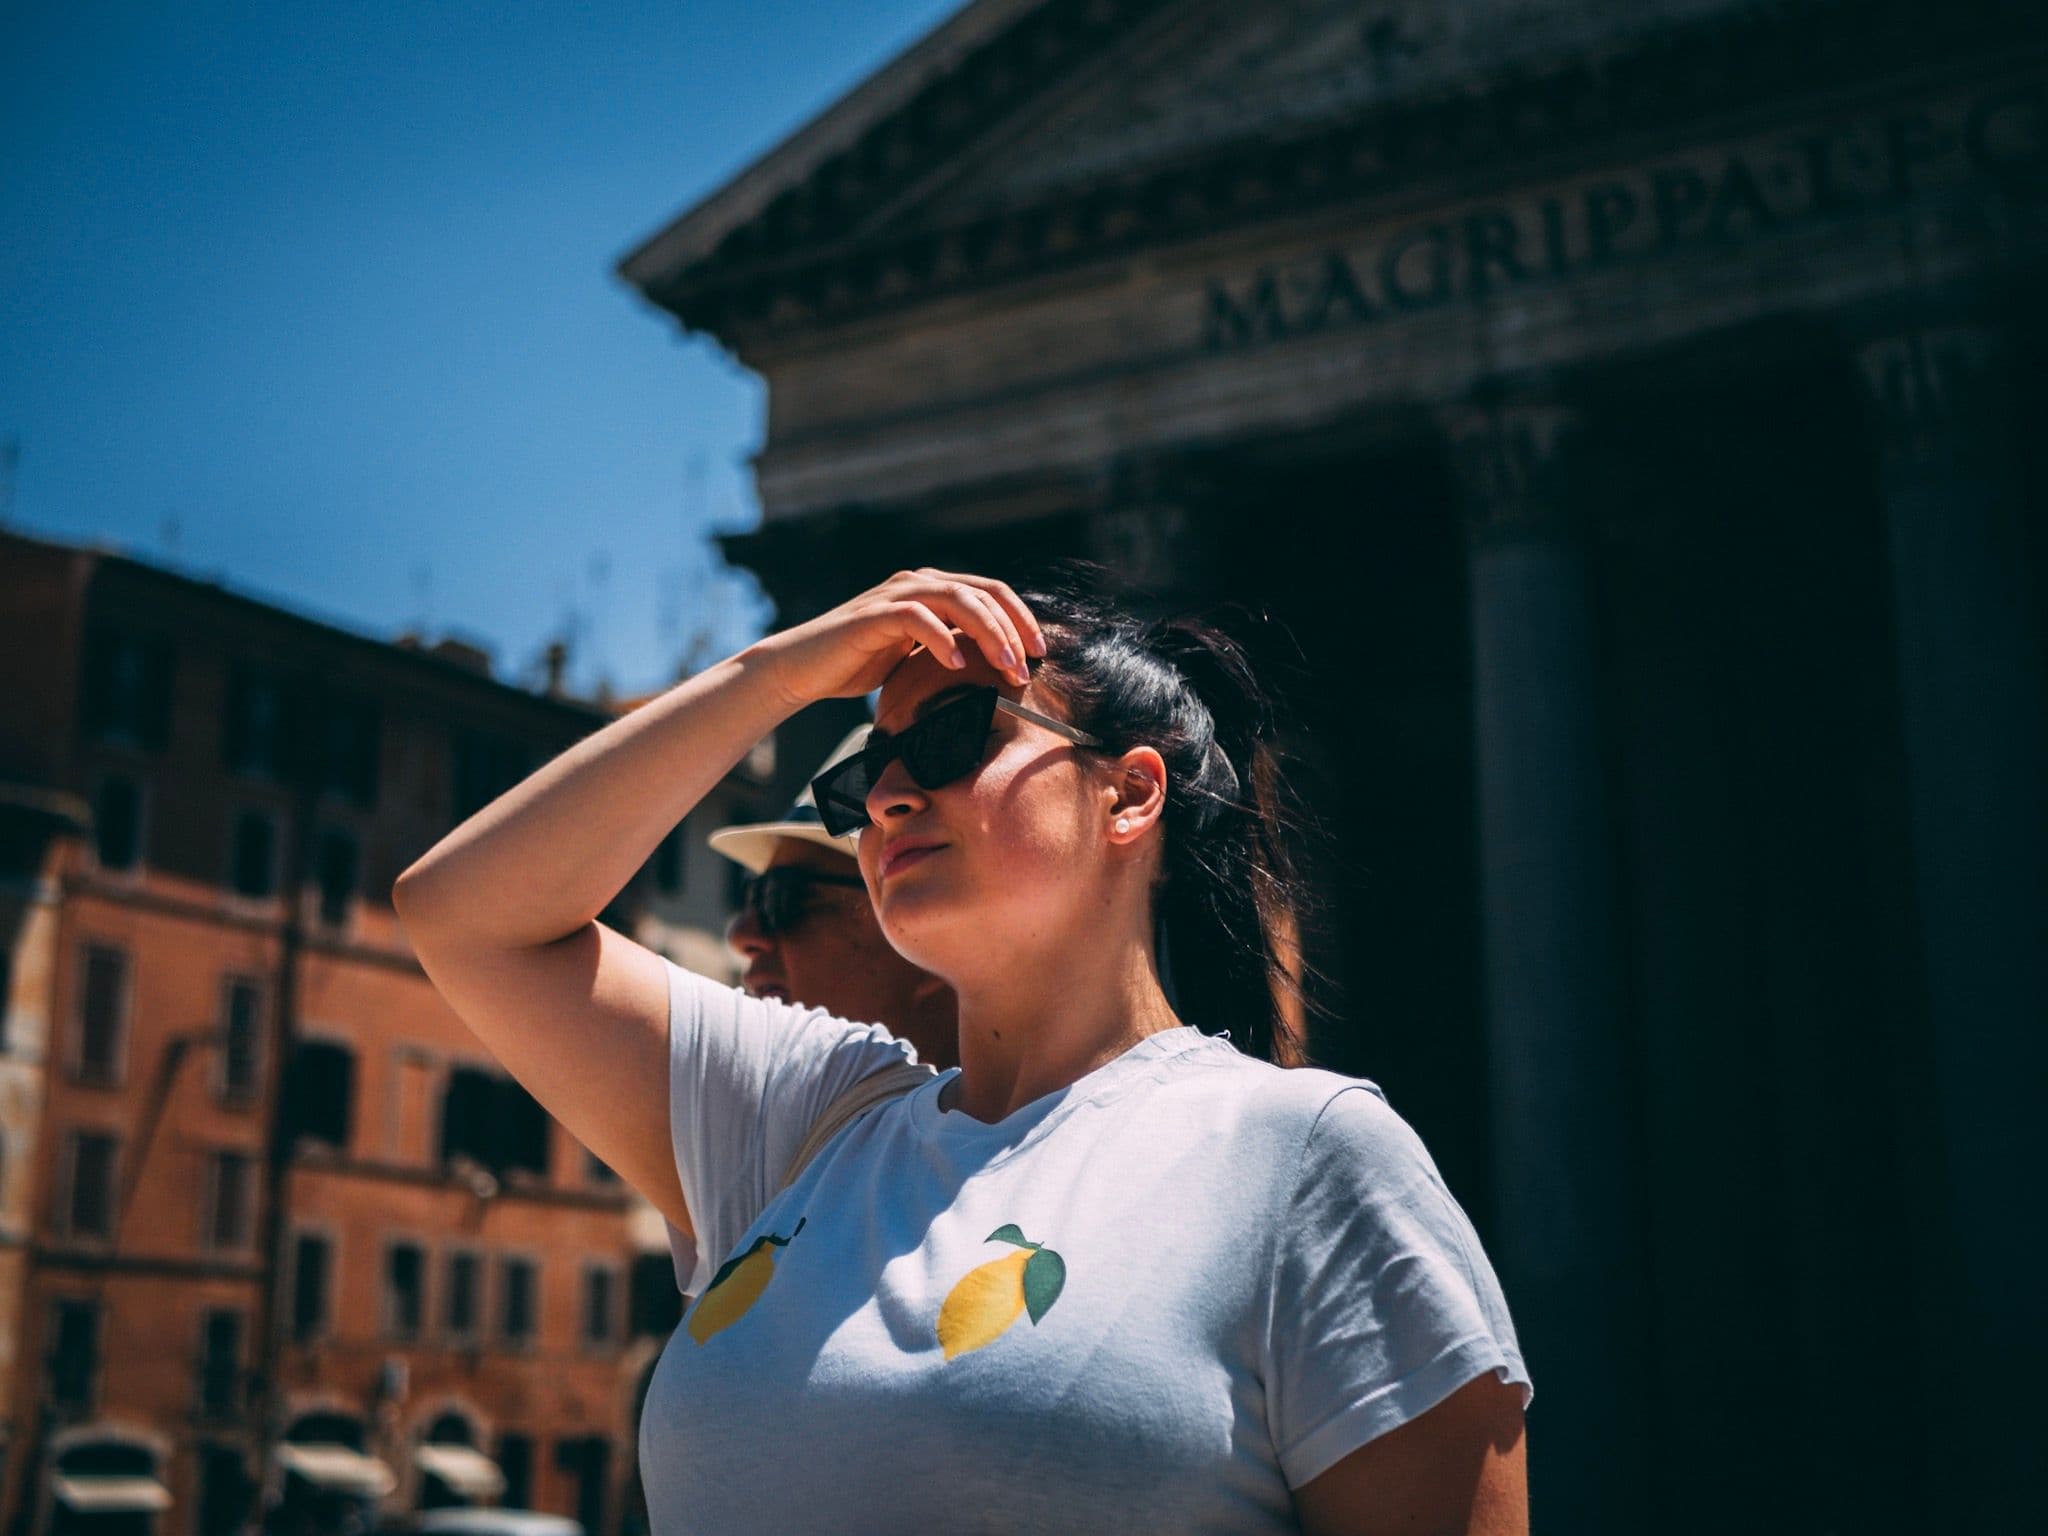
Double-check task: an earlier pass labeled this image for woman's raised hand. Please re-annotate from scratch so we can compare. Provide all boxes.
[755,568,1048,706]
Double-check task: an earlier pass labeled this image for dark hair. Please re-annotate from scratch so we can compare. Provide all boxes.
[1015,562,1331,1068]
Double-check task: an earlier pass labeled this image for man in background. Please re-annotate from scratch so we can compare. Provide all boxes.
[661,726,958,1305]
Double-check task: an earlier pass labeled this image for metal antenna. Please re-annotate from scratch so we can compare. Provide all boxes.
[0,436,18,525]
[409,562,435,633]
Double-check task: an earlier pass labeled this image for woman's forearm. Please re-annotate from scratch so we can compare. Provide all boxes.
[393,640,797,949]
[392,568,1045,950]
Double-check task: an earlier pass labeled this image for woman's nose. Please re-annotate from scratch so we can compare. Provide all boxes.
[864,756,928,825]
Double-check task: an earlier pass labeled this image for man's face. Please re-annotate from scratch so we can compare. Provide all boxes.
[725,837,955,1065]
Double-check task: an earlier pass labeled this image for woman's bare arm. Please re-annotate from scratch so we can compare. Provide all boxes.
[1292,1373,1529,1536]
[392,645,796,1231]
[390,569,1044,1234]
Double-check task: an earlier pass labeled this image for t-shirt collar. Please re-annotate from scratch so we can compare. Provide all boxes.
[907,1024,1218,1159]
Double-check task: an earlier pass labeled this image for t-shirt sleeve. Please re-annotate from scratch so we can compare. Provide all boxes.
[664,1216,698,1303]
[1263,1083,1534,1488]
[662,954,922,1296]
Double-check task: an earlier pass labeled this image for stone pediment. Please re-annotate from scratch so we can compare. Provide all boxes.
[906,0,1460,221]
[863,0,1749,233]
[620,0,1705,294]
[625,0,2022,342]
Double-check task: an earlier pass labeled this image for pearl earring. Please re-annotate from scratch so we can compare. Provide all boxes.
[1114,817,1131,834]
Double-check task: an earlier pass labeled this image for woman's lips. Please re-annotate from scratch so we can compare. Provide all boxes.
[882,843,946,880]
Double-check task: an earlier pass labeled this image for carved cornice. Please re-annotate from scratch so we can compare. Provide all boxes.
[647,0,2043,346]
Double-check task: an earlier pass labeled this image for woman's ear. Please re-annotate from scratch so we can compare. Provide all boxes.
[1107,746,1167,844]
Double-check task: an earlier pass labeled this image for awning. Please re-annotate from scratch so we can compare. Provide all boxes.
[413,1444,506,1502]
[0,781,92,827]
[51,1475,174,1514]
[276,1443,397,1498]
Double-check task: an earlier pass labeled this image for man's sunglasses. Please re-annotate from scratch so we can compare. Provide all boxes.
[810,686,1103,837]
[738,866,868,938]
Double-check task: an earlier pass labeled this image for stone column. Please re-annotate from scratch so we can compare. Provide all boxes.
[1852,318,2046,1530]
[1438,392,1644,1534]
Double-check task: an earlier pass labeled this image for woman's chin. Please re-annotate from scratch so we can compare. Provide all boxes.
[878,897,977,977]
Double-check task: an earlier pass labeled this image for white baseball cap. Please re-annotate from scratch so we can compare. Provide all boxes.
[707,724,870,874]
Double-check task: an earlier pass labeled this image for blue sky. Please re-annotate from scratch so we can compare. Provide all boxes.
[0,0,964,698]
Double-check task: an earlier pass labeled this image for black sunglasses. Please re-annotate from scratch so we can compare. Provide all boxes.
[738,866,868,938]
[809,686,1103,837]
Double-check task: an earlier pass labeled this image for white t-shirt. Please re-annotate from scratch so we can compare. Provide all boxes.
[640,958,1532,1534]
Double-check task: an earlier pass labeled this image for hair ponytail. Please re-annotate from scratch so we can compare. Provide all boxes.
[1015,564,1331,1067]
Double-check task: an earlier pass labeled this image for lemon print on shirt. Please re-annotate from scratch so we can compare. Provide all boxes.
[688,1216,806,1344]
[937,1224,1067,1360]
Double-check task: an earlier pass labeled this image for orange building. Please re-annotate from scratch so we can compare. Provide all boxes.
[0,528,757,1536]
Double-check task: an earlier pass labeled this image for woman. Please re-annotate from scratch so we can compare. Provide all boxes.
[393,566,1532,1535]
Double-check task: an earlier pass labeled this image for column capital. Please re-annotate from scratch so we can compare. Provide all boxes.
[1090,501,1196,593]
[1436,392,1587,548]
[1850,320,2019,476]
[1087,452,1219,600]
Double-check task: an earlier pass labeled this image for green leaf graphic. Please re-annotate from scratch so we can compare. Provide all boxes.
[704,1218,805,1291]
[1022,1248,1066,1324]
[987,1223,1029,1246]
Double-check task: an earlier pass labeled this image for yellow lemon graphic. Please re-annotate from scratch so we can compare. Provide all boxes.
[936,1224,1066,1361]
[688,1216,806,1345]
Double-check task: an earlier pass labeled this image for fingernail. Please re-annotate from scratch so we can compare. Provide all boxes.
[950,647,965,667]
[1029,632,1048,656]
[1000,645,1018,671]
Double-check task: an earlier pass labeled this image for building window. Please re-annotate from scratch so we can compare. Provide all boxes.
[63,1131,117,1239]
[82,630,174,750]
[229,809,278,899]
[92,775,143,871]
[197,1443,253,1536]
[73,943,128,1086]
[496,1434,533,1510]
[203,1151,254,1251]
[223,666,284,779]
[218,977,264,1105]
[1,944,12,1051]
[290,1232,332,1343]
[452,733,533,822]
[498,1256,538,1347]
[321,696,381,807]
[443,1250,480,1342]
[584,1148,620,1187]
[581,1266,617,1348]
[555,1437,609,1536]
[440,1067,549,1180]
[440,1067,494,1172]
[315,827,358,927]
[48,1298,101,1413]
[283,1039,355,1152]
[198,1309,243,1418]
[652,821,686,895]
[386,1242,425,1340]
[630,1252,684,1338]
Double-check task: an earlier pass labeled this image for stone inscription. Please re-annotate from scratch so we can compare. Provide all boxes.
[1202,84,2044,351]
